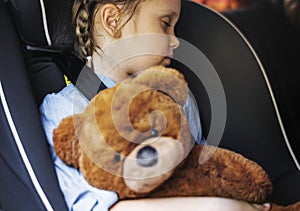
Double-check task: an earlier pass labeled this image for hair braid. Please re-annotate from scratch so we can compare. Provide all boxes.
[73,0,94,58]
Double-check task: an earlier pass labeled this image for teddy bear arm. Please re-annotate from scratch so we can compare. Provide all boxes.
[148,145,272,204]
[53,115,81,168]
[269,202,300,211]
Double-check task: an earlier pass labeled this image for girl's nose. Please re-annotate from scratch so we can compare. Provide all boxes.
[170,35,180,50]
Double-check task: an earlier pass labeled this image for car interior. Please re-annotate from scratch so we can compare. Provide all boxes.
[0,0,299,210]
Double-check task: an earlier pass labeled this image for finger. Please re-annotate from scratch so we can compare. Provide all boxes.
[252,203,271,211]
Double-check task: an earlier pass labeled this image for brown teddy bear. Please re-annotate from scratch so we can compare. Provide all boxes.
[53,66,300,210]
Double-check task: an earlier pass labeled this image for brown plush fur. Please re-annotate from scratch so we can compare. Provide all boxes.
[270,202,300,211]
[53,66,300,210]
[54,115,81,168]
[147,145,272,203]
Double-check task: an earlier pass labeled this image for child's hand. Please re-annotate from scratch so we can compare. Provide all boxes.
[251,203,271,211]
[110,198,271,211]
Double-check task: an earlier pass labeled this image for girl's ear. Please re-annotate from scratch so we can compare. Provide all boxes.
[98,4,121,38]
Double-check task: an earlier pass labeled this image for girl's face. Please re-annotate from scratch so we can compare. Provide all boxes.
[95,0,181,82]
[122,0,181,66]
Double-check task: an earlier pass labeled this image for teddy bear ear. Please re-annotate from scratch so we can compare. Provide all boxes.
[128,65,189,105]
[53,115,81,169]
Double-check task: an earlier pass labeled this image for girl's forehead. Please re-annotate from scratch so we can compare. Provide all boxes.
[139,0,181,16]
[140,0,181,10]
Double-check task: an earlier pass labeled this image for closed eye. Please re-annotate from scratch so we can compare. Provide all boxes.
[163,21,171,27]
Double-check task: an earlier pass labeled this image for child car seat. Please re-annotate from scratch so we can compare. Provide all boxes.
[173,1,300,205]
[0,0,299,210]
[223,0,300,164]
[0,0,68,210]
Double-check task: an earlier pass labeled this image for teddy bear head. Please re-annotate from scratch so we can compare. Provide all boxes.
[53,66,193,198]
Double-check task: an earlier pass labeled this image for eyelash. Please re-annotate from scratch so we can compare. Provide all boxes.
[163,21,171,27]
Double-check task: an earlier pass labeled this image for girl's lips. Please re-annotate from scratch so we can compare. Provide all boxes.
[164,57,171,66]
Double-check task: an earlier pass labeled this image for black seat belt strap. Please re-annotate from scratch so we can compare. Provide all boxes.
[75,65,107,101]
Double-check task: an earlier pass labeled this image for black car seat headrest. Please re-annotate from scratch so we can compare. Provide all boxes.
[7,0,51,47]
[7,0,73,49]
[6,0,87,105]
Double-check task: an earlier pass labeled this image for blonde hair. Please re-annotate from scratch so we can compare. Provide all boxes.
[72,0,143,59]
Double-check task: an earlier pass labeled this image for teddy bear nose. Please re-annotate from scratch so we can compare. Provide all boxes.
[136,145,158,167]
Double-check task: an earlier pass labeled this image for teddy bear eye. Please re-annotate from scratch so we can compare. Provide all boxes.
[114,154,121,162]
[129,73,137,79]
[151,129,159,137]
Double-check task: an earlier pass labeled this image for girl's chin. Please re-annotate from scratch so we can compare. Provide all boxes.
[126,57,171,73]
